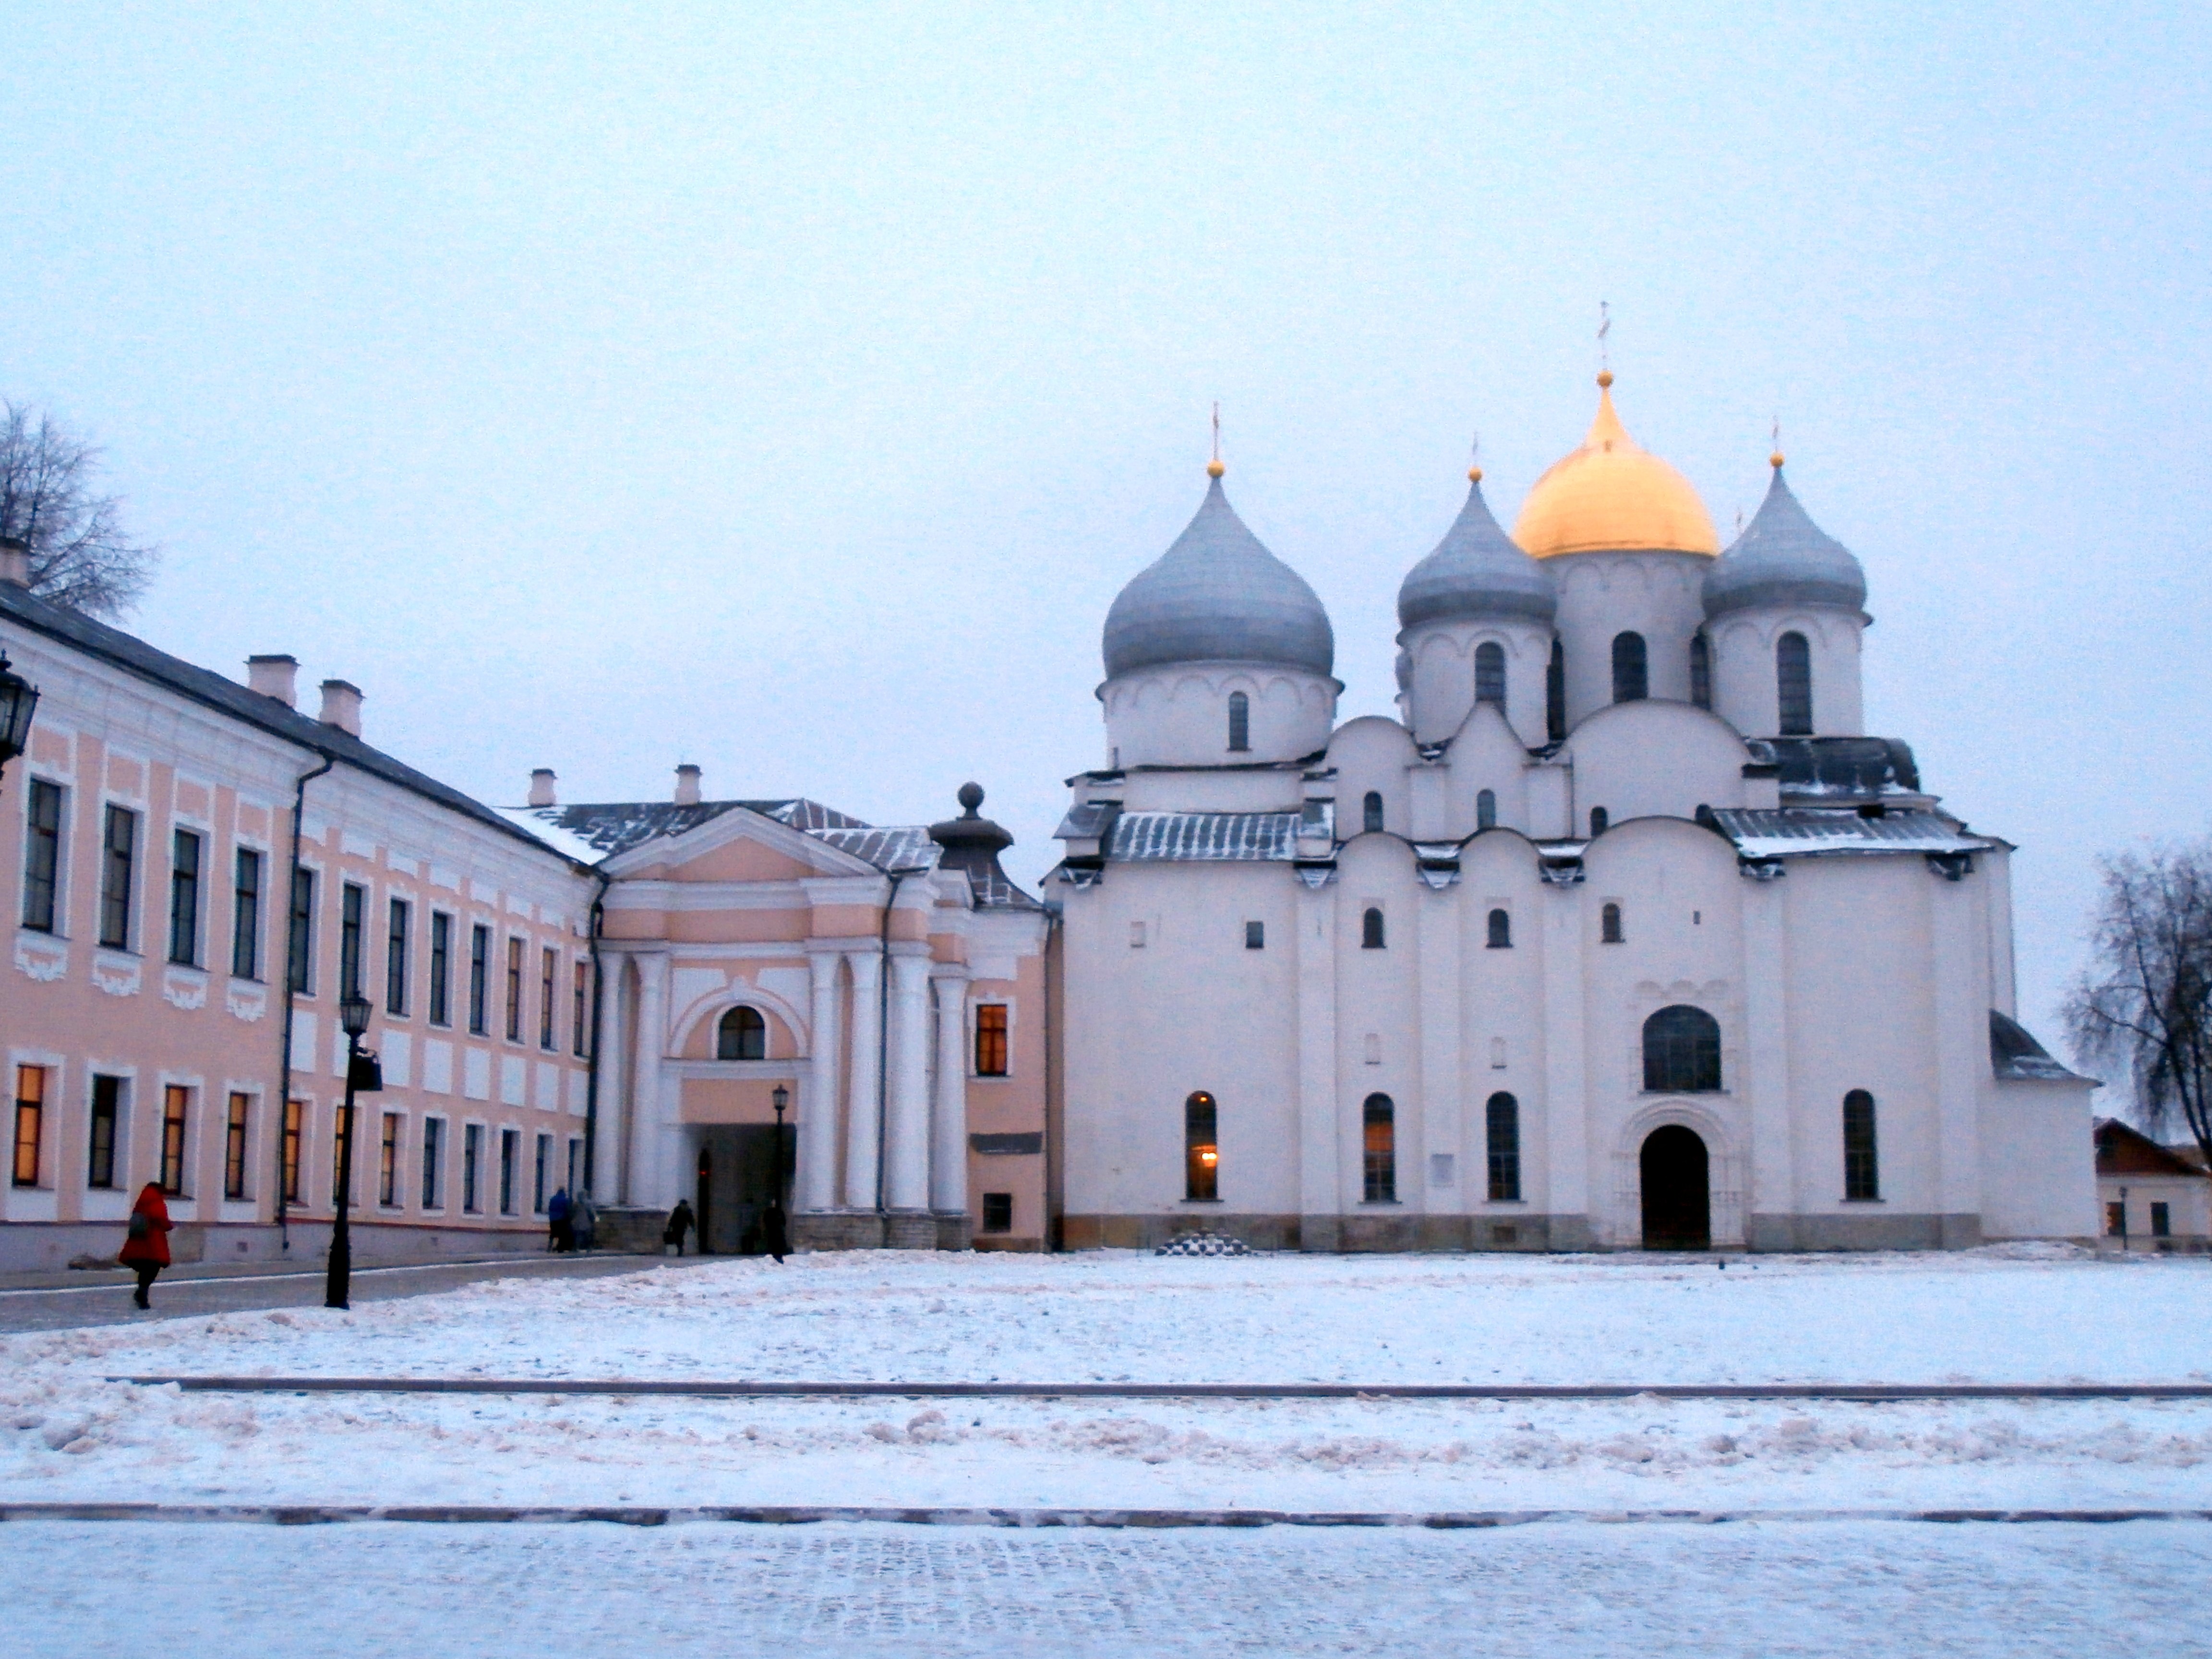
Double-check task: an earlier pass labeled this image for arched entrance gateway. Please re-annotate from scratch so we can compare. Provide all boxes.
[1639,1125,1711,1250]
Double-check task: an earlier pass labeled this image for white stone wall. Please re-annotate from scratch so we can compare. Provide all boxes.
[1707,605,1866,738]
[1100,663,1337,770]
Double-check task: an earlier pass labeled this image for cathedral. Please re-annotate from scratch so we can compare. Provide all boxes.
[1052,373,2096,1251]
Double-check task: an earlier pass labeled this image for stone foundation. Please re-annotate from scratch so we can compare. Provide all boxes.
[787,1211,974,1252]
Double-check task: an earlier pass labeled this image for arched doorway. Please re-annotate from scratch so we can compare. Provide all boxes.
[1640,1125,1710,1250]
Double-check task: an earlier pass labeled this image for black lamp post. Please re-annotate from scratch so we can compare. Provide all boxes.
[326,992,374,1309]
[0,649,40,786]
[771,1084,790,1203]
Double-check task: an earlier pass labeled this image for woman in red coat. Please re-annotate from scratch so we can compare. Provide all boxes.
[119,1182,173,1309]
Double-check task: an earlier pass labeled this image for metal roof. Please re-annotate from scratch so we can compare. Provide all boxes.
[1704,465,1867,620]
[1108,810,1303,862]
[1397,478,1557,629]
[1993,1010,2089,1083]
[1748,736,1922,798]
[812,825,942,875]
[1711,807,1988,860]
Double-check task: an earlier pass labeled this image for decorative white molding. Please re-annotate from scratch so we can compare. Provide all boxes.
[92,953,142,998]
[13,937,67,983]
[161,971,208,1011]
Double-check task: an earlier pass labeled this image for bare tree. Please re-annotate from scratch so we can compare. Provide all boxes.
[2065,839,2212,1168]
[0,400,158,620]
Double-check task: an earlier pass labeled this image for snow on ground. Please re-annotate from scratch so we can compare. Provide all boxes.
[5,1517,2205,1659]
[3,1246,2210,1514]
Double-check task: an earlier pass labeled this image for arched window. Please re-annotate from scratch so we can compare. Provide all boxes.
[1476,789,1496,831]
[1777,632,1812,735]
[1487,908,1511,949]
[1227,692,1250,753]
[1185,1091,1218,1200]
[1362,791,1384,834]
[1843,1090,1879,1200]
[1362,1094,1395,1202]
[717,1006,767,1061]
[1546,640,1566,741]
[1643,1005,1722,1092]
[1475,641,1507,710]
[1611,631,1648,703]
[1690,633,1712,710]
[1589,806,1609,836]
[1361,907,1386,950]
[1486,1092,1521,1201]
[1601,902,1624,944]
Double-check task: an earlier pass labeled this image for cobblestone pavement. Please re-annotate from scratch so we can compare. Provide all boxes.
[0,1252,712,1334]
[3,1517,2200,1658]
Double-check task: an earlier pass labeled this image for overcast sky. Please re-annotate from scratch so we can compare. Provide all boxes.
[4,3,2206,1056]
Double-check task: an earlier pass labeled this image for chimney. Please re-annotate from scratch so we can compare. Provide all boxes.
[247,654,299,707]
[317,679,363,738]
[0,536,28,588]
[528,768,557,808]
[673,763,702,806]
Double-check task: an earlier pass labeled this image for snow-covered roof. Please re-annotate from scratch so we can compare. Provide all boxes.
[813,825,942,875]
[495,797,945,879]
[1711,808,1989,860]
[1109,810,1304,862]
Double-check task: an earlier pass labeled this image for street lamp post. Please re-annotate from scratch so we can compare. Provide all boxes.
[326,993,374,1309]
[771,1084,790,1201]
[0,649,41,786]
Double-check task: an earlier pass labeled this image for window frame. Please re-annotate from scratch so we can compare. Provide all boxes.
[1362,791,1384,834]
[1476,788,1496,832]
[99,803,137,950]
[1842,1089,1879,1201]
[224,1091,251,1200]
[504,936,524,1043]
[1611,631,1649,703]
[462,1121,484,1213]
[717,1006,769,1062]
[1642,1004,1723,1093]
[1545,639,1566,742]
[1474,640,1507,710]
[1243,920,1264,951]
[378,1110,402,1207]
[12,1065,45,1189]
[420,1115,446,1210]
[168,827,203,967]
[973,1003,1010,1077]
[87,1074,123,1190]
[385,896,411,1017]
[282,1098,304,1204]
[230,846,263,980]
[1184,1091,1219,1202]
[1362,1093,1396,1203]
[1601,901,1624,943]
[572,960,589,1057]
[539,947,557,1050]
[1777,630,1813,735]
[1486,908,1512,949]
[22,778,64,933]
[534,1131,552,1214]
[339,881,366,1003]
[499,1127,520,1215]
[159,1083,190,1195]
[428,911,454,1027]
[1689,632,1712,710]
[980,1191,1014,1233]
[1486,1091,1522,1202]
[1226,691,1250,753]
[1361,907,1386,950]
[468,924,490,1035]
[288,866,317,996]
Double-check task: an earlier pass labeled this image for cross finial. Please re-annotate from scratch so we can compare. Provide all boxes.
[1207,402,1224,478]
[1598,301,1611,370]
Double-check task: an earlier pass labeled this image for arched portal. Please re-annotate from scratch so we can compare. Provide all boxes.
[1639,1124,1710,1250]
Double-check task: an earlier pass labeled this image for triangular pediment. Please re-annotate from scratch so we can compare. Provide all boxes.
[603,803,880,883]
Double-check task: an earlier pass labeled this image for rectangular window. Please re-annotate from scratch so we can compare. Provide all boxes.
[385,898,411,1016]
[331,1103,358,1209]
[2152,1202,2172,1238]
[12,1065,45,1188]
[573,961,589,1057]
[339,882,366,1002]
[379,1112,400,1207]
[539,947,556,1049]
[99,805,136,949]
[1185,1092,1218,1201]
[22,779,62,932]
[534,1133,552,1213]
[224,1092,251,1200]
[168,829,202,965]
[500,1128,519,1214]
[2105,1200,2126,1239]
[283,1099,304,1203]
[1842,1091,1880,1202]
[1486,1093,1522,1202]
[461,1123,483,1213]
[974,1004,1009,1077]
[1363,1094,1396,1202]
[1244,920,1264,950]
[421,1117,445,1209]
[429,913,453,1026]
[160,1084,189,1194]
[231,848,263,979]
[289,868,316,995]
[87,1075,122,1189]
[505,937,524,1042]
[468,924,489,1034]
[980,1192,1013,1233]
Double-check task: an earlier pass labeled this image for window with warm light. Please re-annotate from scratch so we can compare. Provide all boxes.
[1185,1091,1219,1201]
[974,1004,1009,1076]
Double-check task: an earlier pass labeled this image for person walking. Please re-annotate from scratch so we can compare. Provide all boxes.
[663,1197,695,1257]
[546,1186,573,1253]
[119,1182,173,1310]
[762,1201,789,1265]
[573,1190,597,1253]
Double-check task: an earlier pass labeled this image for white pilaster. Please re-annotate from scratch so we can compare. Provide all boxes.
[799,948,844,1212]
[930,970,972,1214]
[631,952,673,1207]
[596,951,630,1204]
[1295,881,1340,1226]
[1540,886,1591,1237]
[1415,886,1463,1214]
[885,948,934,1212]
[842,949,884,1210]
[1741,875,1793,1235]
[1931,870,1985,1236]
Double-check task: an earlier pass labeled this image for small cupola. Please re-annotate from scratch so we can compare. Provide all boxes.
[1397,467,1557,629]
[1704,456,1867,620]
[927,783,1034,909]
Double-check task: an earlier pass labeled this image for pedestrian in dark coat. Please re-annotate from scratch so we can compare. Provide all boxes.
[119,1183,173,1309]
[573,1190,597,1252]
[762,1202,789,1265]
[547,1187,573,1253]
[663,1198,695,1256]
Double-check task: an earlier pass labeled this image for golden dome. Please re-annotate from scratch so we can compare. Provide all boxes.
[1512,376,1720,558]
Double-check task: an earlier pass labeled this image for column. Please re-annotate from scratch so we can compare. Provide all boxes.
[885,949,934,1212]
[798,949,843,1212]
[1741,876,1793,1249]
[842,949,883,1210]
[596,951,630,1204]
[630,952,672,1207]
[1539,885,1592,1244]
[929,970,971,1214]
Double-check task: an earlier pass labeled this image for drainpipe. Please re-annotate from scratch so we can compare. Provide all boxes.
[276,751,335,1253]
[581,867,611,1198]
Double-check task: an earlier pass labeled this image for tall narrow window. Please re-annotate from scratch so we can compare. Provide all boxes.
[88,1076,122,1189]
[1361,907,1386,949]
[99,805,136,949]
[1589,806,1609,836]
[1185,1092,1219,1201]
[22,779,62,932]
[462,1123,483,1213]
[282,1099,304,1203]
[168,829,202,966]
[974,1004,1009,1076]
[339,884,365,1001]
[1362,791,1384,833]
[224,1092,251,1199]
[718,1006,767,1060]
[386,898,411,1016]
[331,1105,356,1209]
[1475,641,1507,709]
[231,848,262,979]
[1777,632,1813,735]
[504,937,524,1042]
[500,1128,519,1214]
[1842,1089,1879,1200]
[566,1137,581,1195]
[534,1133,552,1213]
[12,1066,45,1188]
[1643,1005,1723,1092]
[1486,1092,1521,1201]
[539,947,557,1048]
[420,1117,445,1208]
[1226,692,1250,753]
[573,961,589,1057]
[1363,1094,1396,1202]
[1477,789,1496,831]
[1487,908,1512,949]
[1611,632,1648,703]
[429,913,453,1026]
[1601,901,1623,943]
[1690,633,1712,710]
[289,868,316,995]
[468,924,490,1035]
[1546,640,1566,741]
[379,1112,400,1206]
[160,1084,189,1194]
